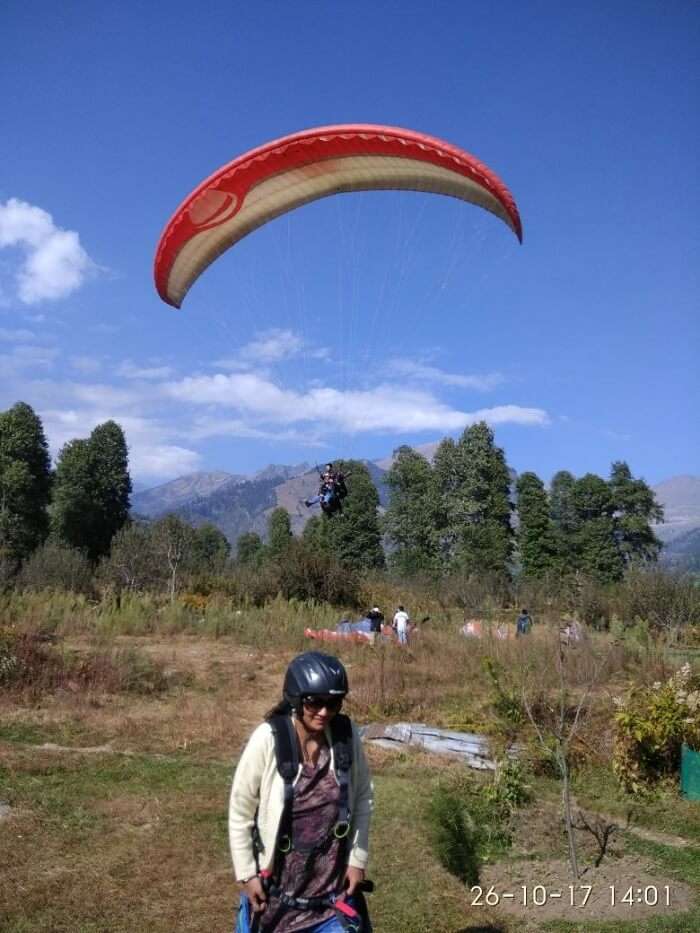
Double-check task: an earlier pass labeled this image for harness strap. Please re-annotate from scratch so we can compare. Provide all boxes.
[260,876,363,932]
[268,714,298,853]
[331,713,352,834]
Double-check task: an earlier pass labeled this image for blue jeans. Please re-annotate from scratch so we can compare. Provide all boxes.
[301,898,364,932]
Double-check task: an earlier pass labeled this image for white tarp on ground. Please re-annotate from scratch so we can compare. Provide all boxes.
[360,722,523,771]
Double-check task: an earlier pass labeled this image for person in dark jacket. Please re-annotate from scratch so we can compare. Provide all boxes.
[366,607,384,634]
[516,608,533,636]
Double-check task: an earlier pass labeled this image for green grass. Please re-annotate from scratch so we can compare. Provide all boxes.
[0,741,506,933]
[0,717,114,748]
[571,765,700,843]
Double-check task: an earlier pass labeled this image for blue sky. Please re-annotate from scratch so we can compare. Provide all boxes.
[2,1,698,489]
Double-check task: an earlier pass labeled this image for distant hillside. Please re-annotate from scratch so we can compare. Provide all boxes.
[252,462,311,483]
[131,459,700,564]
[131,460,390,544]
[660,526,700,571]
[131,471,242,518]
[174,476,281,543]
[653,475,700,568]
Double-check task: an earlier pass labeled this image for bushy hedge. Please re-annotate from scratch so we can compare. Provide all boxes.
[613,664,700,795]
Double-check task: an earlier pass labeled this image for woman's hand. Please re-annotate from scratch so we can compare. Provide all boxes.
[341,866,365,898]
[244,876,267,913]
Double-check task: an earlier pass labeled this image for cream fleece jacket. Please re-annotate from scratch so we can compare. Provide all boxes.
[228,717,373,882]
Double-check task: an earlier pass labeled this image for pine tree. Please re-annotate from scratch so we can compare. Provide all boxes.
[191,522,231,572]
[608,461,663,564]
[236,531,263,565]
[383,445,439,576]
[324,460,384,572]
[550,470,578,573]
[51,420,131,560]
[572,473,624,583]
[440,422,513,575]
[50,438,94,553]
[301,515,331,554]
[0,401,52,562]
[88,421,132,559]
[516,471,559,578]
[432,437,459,562]
[267,507,292,558]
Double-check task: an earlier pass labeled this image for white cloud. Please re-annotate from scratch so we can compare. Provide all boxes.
[69,382,142,408]
[189,414,325,446]
[214,328,329,371]
[0,327,36,342]
[387,358,505,391]
[40,406,201,480]
[130,444,202,478]
[0,198,92,304]
[242,328,304,363]
[0,343,59,372]
[165,370,549,435]
[118,360,174,380]
[70,355,102,374]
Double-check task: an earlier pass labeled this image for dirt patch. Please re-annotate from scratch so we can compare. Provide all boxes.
[94,795,162,829]
[481,854,693,926]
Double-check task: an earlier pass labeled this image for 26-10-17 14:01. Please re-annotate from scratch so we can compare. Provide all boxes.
[470,884,673,908]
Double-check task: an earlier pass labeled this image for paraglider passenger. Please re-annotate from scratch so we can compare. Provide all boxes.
[304,464,347,515]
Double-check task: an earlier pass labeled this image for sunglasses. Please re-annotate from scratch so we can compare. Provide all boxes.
[302,695,343,712]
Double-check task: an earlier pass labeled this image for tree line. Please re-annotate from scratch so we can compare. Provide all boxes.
[0,402,231,597]
[382,422,663,583]
[1,402,664,596]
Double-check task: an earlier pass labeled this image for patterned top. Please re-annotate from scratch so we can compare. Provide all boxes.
[260,744,344,932]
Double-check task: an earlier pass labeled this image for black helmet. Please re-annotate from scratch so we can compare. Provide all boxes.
[283,652,348,708]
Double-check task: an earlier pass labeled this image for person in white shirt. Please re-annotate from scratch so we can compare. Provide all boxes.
[392,605,410,645]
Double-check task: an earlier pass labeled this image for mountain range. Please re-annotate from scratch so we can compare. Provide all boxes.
[131,461,700,569]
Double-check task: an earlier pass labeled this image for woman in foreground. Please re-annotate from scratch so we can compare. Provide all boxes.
[229,651,373,932]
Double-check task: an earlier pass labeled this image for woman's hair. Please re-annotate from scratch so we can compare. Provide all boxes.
[265,698,293,720]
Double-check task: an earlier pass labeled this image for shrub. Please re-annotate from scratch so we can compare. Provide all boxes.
[488,758,531,811]
[427,764,530,885]
[18,541,94,595]
[0,630,21,684]
[427,785,480,885]
[74,646,170,694]
[612,663,700,795]
[483,656,524,727]
[613,568,700,638]
[274,542,359,605]
[0,628,169,695]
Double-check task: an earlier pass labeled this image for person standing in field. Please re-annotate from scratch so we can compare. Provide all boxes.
[229,652,373,932]
[392,605,410,646]
[516,608,533,637]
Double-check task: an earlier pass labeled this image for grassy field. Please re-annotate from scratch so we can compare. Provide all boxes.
[1,600,699,932]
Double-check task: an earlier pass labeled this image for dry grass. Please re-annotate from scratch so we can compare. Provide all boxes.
[2,595,698,933]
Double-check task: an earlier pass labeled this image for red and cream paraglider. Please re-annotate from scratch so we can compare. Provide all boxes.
[154,124,522,308]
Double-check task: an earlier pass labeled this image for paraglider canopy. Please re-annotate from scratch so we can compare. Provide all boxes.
[154,124,522,308]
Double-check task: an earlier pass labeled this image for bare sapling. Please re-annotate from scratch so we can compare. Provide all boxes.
[573,810,621,868]
[520,630,611,880]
